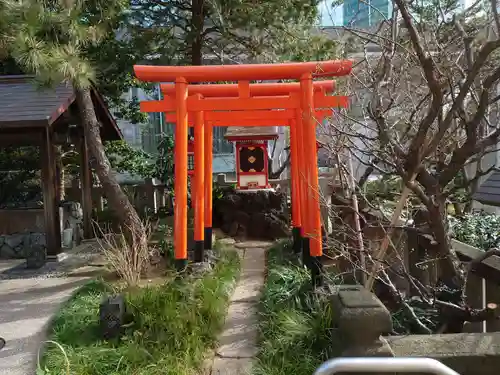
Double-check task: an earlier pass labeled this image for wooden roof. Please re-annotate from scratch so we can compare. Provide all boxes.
[473,170,500,206]
[0,75,122,140]
[224,126,279,141]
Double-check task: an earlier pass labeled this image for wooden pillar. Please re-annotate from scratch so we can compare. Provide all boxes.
[80,135,93,239]
[41,128,61,257]
[204,121,213,250]
[194,100,205,262]
[174,77,189,270]
[301,73,323,286]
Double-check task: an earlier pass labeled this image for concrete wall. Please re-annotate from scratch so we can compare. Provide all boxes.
[387,332,500,375]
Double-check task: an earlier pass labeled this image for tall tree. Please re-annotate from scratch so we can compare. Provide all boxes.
[128,0,335,66]
[2,0,149,259]
[330,0,500,316]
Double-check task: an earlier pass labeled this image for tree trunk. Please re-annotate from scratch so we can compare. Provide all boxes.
[56,147,65,201]
[75,87,148,256]
[269,152,291,179]
[426,194,464,290]
[191,0,204,66]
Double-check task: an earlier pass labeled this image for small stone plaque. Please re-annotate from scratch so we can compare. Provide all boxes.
[25,245,46,269]
[99,294,127,340]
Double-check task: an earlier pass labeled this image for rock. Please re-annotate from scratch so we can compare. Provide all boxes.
[4,233,25,249]
[149,248,163,266]
[268,192,285,210]
[0,244,17,259]
[228,222,239,237]
[190,261,212,277]
[267,212,290,238]
[222,211,235,225]
[248,213,268,238]
[221,222,231,234]
[234,211,251,227]
[226,194,243,209]
[218,238,236,246]
[205,250,218,264]
[99,294,128,340]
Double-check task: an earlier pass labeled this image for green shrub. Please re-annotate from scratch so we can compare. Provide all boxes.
[254,241,342,375]
[450,212,500,250]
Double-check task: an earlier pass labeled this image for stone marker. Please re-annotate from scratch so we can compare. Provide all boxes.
[25,245,46,269]
[330,285,395,358]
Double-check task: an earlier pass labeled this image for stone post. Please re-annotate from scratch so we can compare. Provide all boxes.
[330,285,395,358]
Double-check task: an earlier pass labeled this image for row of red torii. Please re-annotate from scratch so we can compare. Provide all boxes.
[134,60,353,285]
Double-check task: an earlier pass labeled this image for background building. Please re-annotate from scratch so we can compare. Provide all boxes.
[343,0,390,28]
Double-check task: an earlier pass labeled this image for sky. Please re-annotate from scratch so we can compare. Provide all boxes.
[318,0,343,26]
[317,0,472,27]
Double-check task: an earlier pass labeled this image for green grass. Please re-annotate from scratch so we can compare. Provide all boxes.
[40,245,240,375]
[254,240,343,375]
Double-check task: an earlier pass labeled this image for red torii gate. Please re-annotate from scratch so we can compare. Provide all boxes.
[134,60,352,285]
[142,82,346,261]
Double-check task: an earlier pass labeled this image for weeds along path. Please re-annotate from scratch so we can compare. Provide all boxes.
[206,239,273,375]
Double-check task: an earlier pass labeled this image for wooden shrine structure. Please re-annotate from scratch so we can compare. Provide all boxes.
[0,75,122,258]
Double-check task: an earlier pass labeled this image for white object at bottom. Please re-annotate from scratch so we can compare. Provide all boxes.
[314,357,460,375]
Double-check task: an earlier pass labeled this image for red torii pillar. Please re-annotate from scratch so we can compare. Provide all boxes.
[160,81,338,257]
[135,60,353,285]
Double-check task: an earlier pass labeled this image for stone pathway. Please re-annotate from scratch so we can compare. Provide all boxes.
[0,240,104,375]
[0,274,89,375]
[206,239,272,375]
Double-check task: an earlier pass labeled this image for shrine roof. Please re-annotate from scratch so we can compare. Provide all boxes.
[473,170,500,206]
[0,75,122,141]
[224,126,279,141]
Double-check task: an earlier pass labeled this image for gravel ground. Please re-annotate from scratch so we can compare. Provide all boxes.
[0,241,104,281]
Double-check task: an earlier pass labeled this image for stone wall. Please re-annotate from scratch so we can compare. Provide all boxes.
[0,202,83,260]
[0,232,46,259]
[0,208,46,259]
[330,285,500,375]
[213,186,289,240]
